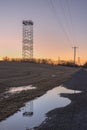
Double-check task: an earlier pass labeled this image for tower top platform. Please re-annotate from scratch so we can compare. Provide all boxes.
[23,20,33,25]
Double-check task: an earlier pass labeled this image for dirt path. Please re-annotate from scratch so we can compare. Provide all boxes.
[37,69,87,130]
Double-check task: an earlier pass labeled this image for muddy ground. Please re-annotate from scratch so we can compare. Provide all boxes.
[36,69,87,130]
[0,61,78,121]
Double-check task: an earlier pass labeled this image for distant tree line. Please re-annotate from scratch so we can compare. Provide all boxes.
[1,56,87,68]
[83,62,87,68]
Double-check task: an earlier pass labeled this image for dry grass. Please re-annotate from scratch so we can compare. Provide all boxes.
[0,61,78,121]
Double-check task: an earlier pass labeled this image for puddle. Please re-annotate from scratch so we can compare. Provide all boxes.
[0,85,81,130]
[0,85,36,100]
[7,85,36,94]
[57,86,81,94]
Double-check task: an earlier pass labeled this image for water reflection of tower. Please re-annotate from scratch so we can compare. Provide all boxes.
[23,101,33,117]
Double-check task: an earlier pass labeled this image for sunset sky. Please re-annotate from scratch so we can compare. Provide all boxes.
[0,0,87,64]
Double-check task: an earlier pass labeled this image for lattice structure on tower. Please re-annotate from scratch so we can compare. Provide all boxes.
[22,20,34,60]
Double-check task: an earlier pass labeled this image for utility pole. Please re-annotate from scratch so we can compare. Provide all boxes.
[72,46,78,65]
[78,57,81,66]
[58,56,60,64]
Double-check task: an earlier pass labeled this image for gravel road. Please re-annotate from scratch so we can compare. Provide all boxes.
[37,69,87,130]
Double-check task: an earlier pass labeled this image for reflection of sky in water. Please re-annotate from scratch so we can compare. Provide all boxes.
[0,85,81,130]
[7,85,36,94]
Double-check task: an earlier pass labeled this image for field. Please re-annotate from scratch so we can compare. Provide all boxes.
[0,61,78,121]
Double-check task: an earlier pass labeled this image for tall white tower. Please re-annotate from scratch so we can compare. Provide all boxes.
[22,20,34,59]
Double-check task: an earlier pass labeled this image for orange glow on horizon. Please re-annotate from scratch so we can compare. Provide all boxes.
[0,55,87,65]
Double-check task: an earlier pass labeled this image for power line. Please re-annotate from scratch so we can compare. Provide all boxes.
[47,0,73,47]
[47,0,80,63]
[58,0,74,45]
[66,0,77,45]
